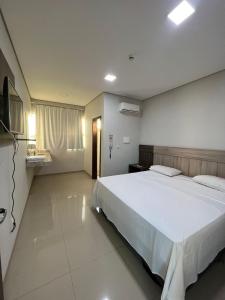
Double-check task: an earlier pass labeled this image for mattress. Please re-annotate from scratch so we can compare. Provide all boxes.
[92,171,225,300]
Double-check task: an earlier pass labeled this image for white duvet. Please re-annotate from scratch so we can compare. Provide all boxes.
[92,171,225,300]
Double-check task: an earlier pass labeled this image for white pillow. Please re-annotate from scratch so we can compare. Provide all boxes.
[150,165,182,177]
[193,175,225,192]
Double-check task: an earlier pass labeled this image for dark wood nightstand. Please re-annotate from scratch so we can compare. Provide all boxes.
[128,164,149,173]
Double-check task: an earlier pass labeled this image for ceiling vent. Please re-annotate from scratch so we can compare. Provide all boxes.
[119,102,140,114]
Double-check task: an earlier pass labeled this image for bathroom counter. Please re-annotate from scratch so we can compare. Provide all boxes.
[26,151,52,167]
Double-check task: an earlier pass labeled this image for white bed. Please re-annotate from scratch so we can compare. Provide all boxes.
[92,171,225,300]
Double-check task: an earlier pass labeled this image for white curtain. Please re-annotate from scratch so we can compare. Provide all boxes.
[34,104,83,154]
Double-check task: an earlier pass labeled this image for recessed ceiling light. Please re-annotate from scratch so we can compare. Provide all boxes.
[104,74,117,82]
[168,1,195,25]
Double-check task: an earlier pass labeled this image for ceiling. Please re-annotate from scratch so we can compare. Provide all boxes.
[1,0,225,106]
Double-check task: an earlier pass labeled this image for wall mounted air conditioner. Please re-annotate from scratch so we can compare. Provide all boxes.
[119,102,140,114]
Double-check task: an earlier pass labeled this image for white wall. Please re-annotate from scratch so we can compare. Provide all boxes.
[84,93,141,177]
[0,14,33,278]
[84,94,104,176]
[102,94,141,176]
[140,70,225,150]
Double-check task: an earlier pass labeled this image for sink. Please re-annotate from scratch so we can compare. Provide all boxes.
[27,155,46,162]
[26,151,52,167]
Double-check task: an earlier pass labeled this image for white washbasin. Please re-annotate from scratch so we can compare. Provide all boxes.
[26,155,46,162]
[26,151,52,167]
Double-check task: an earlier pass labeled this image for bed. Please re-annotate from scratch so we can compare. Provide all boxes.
[92,146,225,300]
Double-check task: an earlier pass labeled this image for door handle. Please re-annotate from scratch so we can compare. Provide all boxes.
[0,208,7,224]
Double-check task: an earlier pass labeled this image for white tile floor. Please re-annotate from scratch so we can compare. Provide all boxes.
[4,172,225,300]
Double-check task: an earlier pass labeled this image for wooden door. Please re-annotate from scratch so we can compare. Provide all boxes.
[92,116,101,179]
[92,117,98,179]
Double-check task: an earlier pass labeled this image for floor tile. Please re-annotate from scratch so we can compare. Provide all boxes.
[71,245,161,300]
[15,274,75,300]
[57,194,96,233]
[64,219,124,271]
[4,236,69,300]
[15,201,62,250]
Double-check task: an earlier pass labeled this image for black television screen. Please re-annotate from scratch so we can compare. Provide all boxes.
[0,77,24,135]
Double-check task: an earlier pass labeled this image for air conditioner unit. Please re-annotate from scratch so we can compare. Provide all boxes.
[119,102,140,114]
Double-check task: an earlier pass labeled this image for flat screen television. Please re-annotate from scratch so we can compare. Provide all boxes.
[0,77,24,135]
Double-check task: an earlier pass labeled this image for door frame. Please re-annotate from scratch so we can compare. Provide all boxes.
[0,256,4,300]
[92,116,101,179]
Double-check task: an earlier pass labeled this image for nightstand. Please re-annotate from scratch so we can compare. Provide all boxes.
[128,164,149,173]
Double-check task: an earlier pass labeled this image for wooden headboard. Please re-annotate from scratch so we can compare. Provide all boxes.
[139,145,225,178]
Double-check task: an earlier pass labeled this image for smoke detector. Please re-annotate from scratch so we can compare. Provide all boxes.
[128,54,135,62]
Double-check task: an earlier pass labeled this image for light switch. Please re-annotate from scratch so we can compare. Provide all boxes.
[123,137,130,144]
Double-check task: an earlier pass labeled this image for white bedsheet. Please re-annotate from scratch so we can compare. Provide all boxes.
[92,171,225,300]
